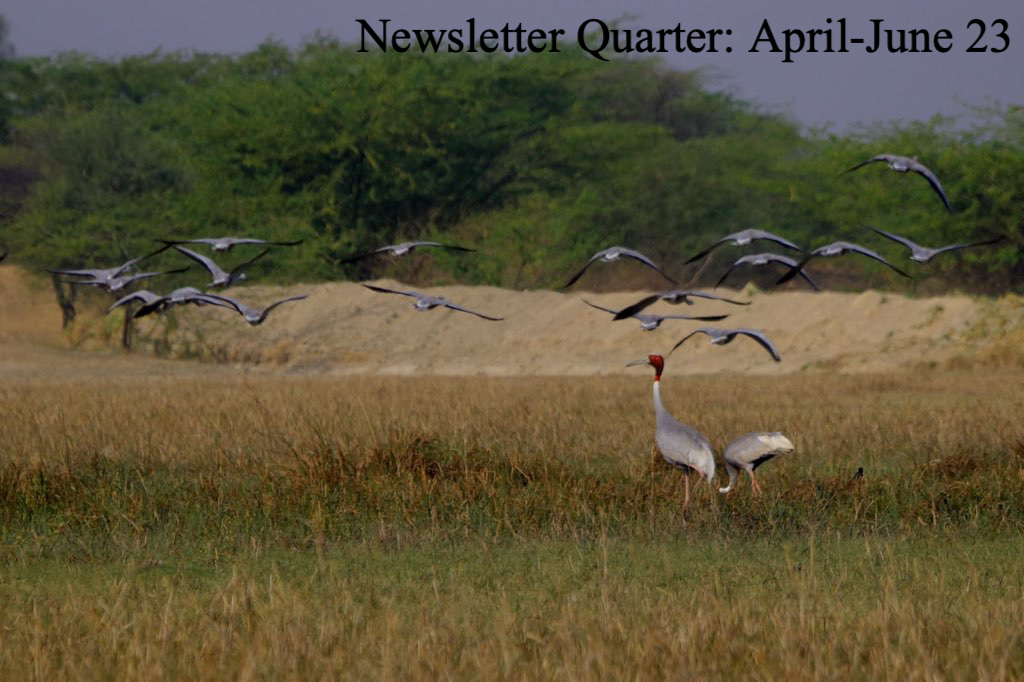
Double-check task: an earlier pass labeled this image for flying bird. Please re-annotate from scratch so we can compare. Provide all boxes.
[107,289,163,313]
[684,229,805,265]
[776,241,911,286]
[132,288,238,318]
[339,241,475,264]
[158,236,303,252]
[562,246,676,289]
[863,225,1005,263]
[719,432,796,496]
[172,246,269,288]
[61,267,189,293]
[583,300,728,331]
[362,284,503,321]
[611,290,750,321]
[670,327,782,363]
[714,253,820,291]
[209,294,309,326]
[626,354,715,509]
[47,244,171,286]
[843,154,952,212]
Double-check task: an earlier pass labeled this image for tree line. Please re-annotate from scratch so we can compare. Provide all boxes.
[1,24,1022,294]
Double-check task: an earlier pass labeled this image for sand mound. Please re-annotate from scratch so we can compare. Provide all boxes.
[139,279,1022,376]
[4,265,1022,377]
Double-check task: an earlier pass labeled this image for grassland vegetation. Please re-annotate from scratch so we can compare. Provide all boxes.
[2,370,1023,677]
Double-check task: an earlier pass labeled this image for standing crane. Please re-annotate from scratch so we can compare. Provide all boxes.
[626,354,715,508]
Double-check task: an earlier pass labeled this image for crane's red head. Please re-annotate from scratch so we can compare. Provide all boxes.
[626,354,664,381]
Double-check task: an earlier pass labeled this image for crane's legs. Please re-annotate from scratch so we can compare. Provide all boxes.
[749,471,763,496]
[683,472,691,509]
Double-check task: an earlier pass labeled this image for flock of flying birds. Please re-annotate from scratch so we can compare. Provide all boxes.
[39,153,1006,505]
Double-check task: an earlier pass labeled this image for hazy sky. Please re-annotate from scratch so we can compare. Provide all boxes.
[4,0,1022,129]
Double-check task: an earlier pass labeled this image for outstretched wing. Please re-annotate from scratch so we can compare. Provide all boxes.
[775,254,817,286]
[230,248,271,275]
[668,329,716,355]
[561,251,605,289]
[863,225,920,253]
[684,236,732,265]
[611,294,662,320]
[840,242,912,278]
[658,313,730,322]
[361,284,420,298]
[442,301,503,321]
[841,155,888,175]
[411,241,475,253]
[908,161,952,213]
[930,235,1006,257]
[262,294,309,314]
[172,245,221,277]
[732,329,782,362]
[616,248,677,284]
[683,291,750,306]
[583,300,620,316]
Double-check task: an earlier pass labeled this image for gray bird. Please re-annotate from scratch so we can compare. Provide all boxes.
[685,229,805,265]
[107,289,163,313]
[340,240,475,264]
[158,236,303,252]
[584,300,728,331]
[210,294,309,326]
[47,244,171,287]
[612,290,750,321]
[626,354,715,509]
[133,287,238,318]
[719,432,796,496]
[172,246,270,288]
[715,253,820,291]
[563,246,676,289]
[362,284,503,321]
[776,241,910,286]
[843,154,952,212]
[864,225,1005,263]
[670,327,782,362]
[64,267,189,293]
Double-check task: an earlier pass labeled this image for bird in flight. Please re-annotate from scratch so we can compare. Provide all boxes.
[210,294,309,326]
[172,246,270,288]
[132,288,238,318]
[563,246,676,289]
[583,300,728,331]
[863,225,1005,263]
[776,241,911,286]
[715,253,820,291]
[158,237,303,252]
[611,290,750,321]
[670,327,782,362]
[362,284,503,321]
[339,241,475,264]
[843,154,952,213]
[684,229,805,265]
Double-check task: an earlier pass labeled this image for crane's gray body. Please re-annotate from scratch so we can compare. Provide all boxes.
[719,432,795,493]
[652,380,716,481]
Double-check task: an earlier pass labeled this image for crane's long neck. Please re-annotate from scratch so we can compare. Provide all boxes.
[652,373,669,425]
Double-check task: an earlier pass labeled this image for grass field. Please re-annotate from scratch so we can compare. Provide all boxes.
[2,369,1024,679]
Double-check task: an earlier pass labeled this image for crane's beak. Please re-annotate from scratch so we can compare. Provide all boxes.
[625,358,650,368]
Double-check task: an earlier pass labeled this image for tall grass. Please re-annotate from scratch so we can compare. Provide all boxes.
[2,371,1023,678]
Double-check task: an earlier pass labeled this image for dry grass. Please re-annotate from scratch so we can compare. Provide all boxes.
[2,369,1024,679]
